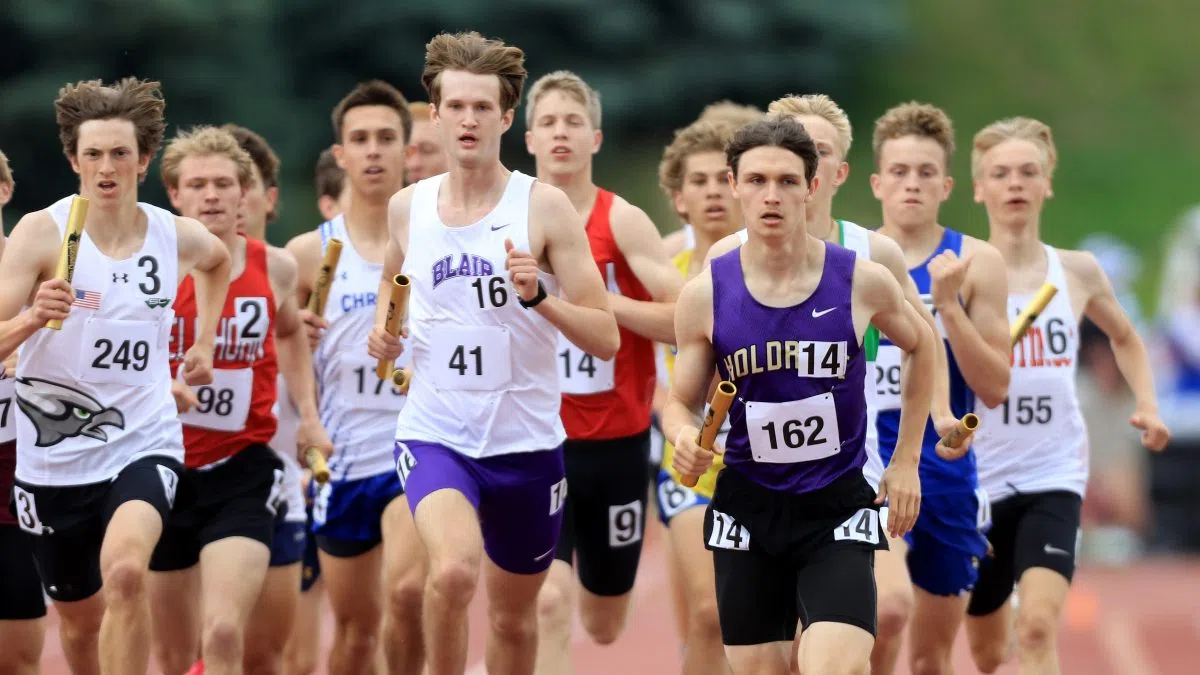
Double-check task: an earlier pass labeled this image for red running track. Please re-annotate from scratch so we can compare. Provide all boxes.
[33,523,1200,674]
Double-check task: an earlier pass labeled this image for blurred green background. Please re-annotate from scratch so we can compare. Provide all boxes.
[1,0,1195,309]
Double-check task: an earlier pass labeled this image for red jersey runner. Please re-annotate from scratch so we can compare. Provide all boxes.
[170,236,278,468]
[559,188,656,440]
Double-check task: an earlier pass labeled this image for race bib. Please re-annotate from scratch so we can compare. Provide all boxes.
[745,392,841,464]
[0,376,15,444]
[873,344,902,411]
[556,333,614,395]
[429,325,512,391]
[78,318,162,386]
[178,367,254,432]
[340,354,407,411]
[977,373,1065,442]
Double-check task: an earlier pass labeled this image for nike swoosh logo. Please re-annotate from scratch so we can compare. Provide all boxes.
[491,223,510,231]
[812,307,836,318]
[1043,543,1070,557]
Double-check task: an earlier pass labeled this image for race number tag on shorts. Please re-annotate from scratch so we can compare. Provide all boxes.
[340,354,407,411]
[745,392,841,464]
[707,509,750,551]
[657,478,699,520]
[429,325,512,391]
[873,344,902,411]
[834,507,881,545]
[975,487,993,531]
[78,318,160,386]
[556,332,614,395]
[0,377,15,444]
[178,368,253,431]
[978,374,1063,442]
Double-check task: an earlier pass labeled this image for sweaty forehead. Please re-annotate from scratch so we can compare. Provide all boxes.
[77,118,138,147]
[439,70,502,105]
[739,146,806,176]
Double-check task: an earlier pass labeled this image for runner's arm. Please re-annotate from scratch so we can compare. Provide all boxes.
[269,246,319,422]
[610,198,684,343]
[177,216,232,351]
[939,242,1010,408]
[536,184,619,360]
[0,212,73,360]
[662,271,718,447]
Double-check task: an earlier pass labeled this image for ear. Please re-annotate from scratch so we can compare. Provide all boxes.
[726,170,738,197]
[1045,178,1054,199]
[137,152,152,177]
[941,175,954,202]
[318,195,340,221]
[265,186,280,213]
[68,153,81,175]
[500,107,514,134]
[524,130,535,156]
[0,182,12,208]
[833,160,850,188]
[869,172,884,200]
[167,185,183,211]
[671,190,687,219]
[331,144,346,171]
[592,129,603,155]
[973,180,984,204]
[807,175,821,201]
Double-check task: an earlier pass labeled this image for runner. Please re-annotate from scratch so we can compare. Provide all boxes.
[521,70,682,674]
[223,122,323,675]
[367,31,619,675]
[0,148,46,675]
[651,118,744,674]
[0,77,231,675]
[964,117,1169,674]
[665,116,931,675]
[406,101,450,185]
[869,102,1010,675]
[148,124,332,675]
[286,80,424,675]
[283,148,347,675]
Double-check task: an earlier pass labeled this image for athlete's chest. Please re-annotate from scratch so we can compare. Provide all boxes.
[326,255,384,320]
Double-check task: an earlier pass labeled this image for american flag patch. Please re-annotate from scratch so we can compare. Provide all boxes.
[73,289,102,310]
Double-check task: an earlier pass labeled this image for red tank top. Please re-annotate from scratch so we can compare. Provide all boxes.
[560,189,656,440]
[170,236,278,468]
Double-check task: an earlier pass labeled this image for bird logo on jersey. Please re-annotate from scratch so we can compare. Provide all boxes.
[14,377,126,447]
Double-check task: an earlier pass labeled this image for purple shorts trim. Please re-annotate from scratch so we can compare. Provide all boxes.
[395,440,566,575]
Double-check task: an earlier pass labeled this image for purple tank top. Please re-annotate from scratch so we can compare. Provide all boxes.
[711,241,867,494]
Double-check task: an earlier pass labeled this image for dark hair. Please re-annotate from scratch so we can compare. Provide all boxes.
[314,148,344,199]
[55,77,167,175]
[222,124,280,189]
[726,118,818,185]
[331,80,413,143]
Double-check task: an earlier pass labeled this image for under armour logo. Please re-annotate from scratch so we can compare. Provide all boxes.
[112,273,129,283]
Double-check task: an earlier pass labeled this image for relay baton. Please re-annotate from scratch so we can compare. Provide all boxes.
[1010,282,1058,348]
[376,274,411,380]
[391,367,411,393]
[305,238,343,316]
[938,413,980,449]
[681,381,737,488]
[304,447,330,485]
[46,196,90,330]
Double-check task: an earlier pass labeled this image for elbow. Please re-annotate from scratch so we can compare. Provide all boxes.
[597,320,621,361]
[979,369,1011,409]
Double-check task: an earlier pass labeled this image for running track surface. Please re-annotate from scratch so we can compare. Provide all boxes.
[36,523,1199,674]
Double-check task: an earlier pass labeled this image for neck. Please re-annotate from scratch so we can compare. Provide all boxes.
[447,159,509,208]
[243,219,266,242]
[807,199,837,242]
[539,164,595,214]
[988,216,1044,268]
[344,189,390,238]
[878,220,944,256]
[747,226,809,276]
[83,192,143,244]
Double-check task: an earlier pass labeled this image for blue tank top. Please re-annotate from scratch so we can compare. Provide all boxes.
[711,241,867,494]
[874,228,978,494]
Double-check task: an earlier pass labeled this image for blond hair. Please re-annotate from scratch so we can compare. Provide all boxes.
[160,126,255,190]
[658,120,736,198]
[766,94,852,157]
[422,31,527,112]
[872,102,955,167]
[0,149,11,185]
[697,100,763,129]
[971,117,1058,178]
[409,101,432,122]
[525,70,601,129]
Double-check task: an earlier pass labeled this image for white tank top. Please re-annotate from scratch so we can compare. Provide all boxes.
[312,216,409,482]
[268,375,305,522]
[395,171,566,458]
[15,196,183,486]
[974,245,1088,500]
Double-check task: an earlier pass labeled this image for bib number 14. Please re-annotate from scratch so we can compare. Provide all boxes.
[556,334,614,395]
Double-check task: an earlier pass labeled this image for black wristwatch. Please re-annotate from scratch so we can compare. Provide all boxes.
[519,280,548,309]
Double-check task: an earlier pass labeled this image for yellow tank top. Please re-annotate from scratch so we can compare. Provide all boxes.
[660,247,725,498]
